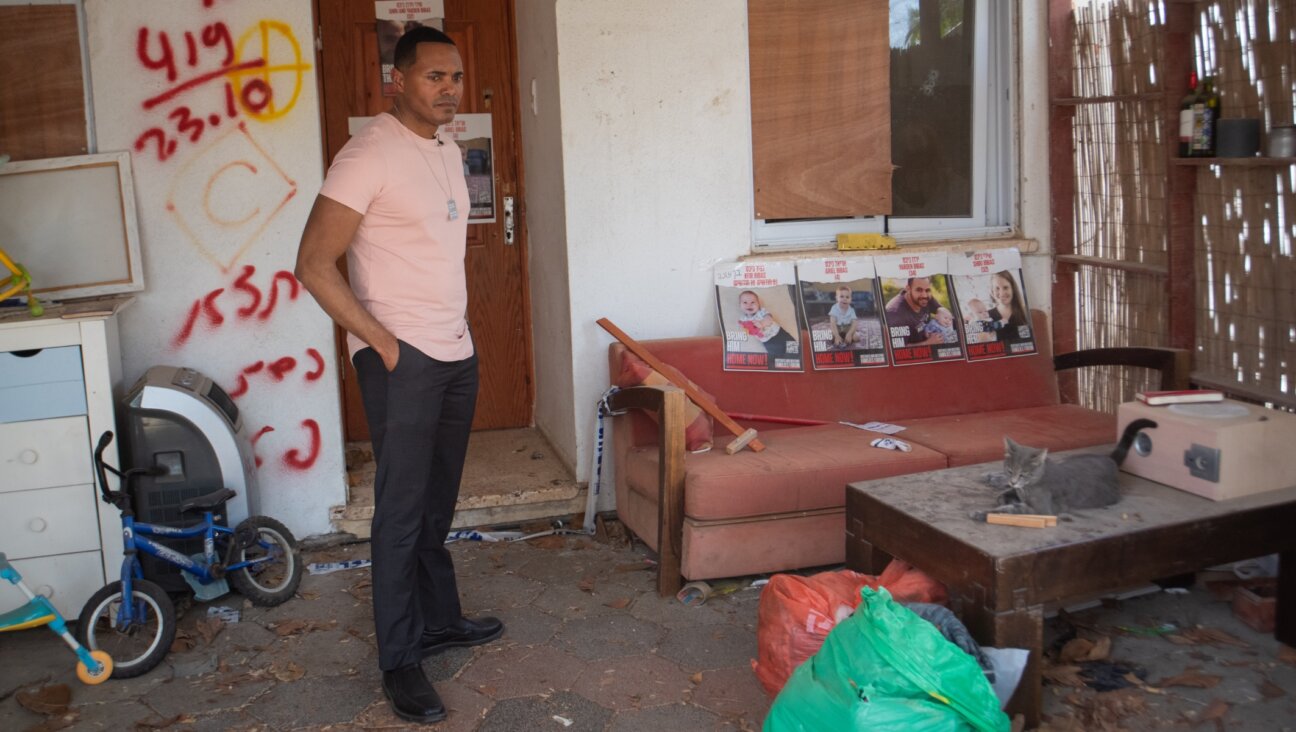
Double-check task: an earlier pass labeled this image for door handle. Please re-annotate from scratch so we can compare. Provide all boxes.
[504,196,515,245]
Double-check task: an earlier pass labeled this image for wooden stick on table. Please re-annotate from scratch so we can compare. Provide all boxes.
[597,317,766,453]
[986,513,1058,528]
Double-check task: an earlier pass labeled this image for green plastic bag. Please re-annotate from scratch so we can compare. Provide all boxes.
[764,586,1009,732]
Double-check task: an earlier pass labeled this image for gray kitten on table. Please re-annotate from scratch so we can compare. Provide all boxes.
[971,418,1157,520]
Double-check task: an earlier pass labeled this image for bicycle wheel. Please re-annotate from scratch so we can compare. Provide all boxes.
[75,579,176,679]
[226,515,303,606]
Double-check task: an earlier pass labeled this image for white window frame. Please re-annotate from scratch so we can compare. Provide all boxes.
[752,0,1016,251]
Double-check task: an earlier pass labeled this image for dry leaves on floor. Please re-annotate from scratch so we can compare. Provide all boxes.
[16,684,71,715]
[1258,679,1286,698]
[346,579,373,602]
[270,660,306,682]
[577,577,596,593]
[1279,644,1296,665]
[1058,636,1112,663]
[269,618,338,637]
[1155,669,1222,689]
[133,714,191,729]
[1058,688,1148,731]
[529,535,568,550]
[1042,664,1088,688]
[1167,626,1249,648]
[1186,698,1229,727]
[603,597,631,609]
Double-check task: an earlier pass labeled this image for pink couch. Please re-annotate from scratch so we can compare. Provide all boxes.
[607,311,1188,595]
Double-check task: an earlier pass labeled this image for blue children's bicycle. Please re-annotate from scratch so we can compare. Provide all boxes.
[1,554,112,684]
[75,431,303,678]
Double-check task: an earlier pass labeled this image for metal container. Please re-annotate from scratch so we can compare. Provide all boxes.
[1267,125,1296,158]
[1217,119,1260,157]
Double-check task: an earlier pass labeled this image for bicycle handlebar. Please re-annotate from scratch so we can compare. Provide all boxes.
[93,430,121,504]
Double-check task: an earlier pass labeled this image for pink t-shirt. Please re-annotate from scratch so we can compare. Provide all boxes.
[320,113,473,362]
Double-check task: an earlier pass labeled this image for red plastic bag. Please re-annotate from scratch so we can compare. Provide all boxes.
[752,560,947,697]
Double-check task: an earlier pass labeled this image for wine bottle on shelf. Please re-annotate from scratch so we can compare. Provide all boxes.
[1178,72,1198,157]
[1192,75,1220,157]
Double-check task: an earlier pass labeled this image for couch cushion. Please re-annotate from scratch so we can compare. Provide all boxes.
[623,423,947,521]
[897,404,1117,467]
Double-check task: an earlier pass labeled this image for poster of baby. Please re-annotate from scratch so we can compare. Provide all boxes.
[795,257,888,370]
[875,251,965,366]
[948,247,1038,361]
[714,261,803,372]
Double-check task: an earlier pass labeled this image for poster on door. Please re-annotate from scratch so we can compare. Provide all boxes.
[796,257,888,370]
[376,0,445,97]
[714,261,803,372]
[948,248,1037,361]
[875,252,965,366]
[439,114,496,223]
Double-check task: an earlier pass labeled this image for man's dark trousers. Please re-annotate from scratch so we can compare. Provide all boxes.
[354,340,478,671]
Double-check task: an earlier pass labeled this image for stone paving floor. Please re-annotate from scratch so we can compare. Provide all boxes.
[2,531,1295,731]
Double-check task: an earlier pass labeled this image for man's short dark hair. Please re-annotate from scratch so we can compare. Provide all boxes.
[394,26,456,70]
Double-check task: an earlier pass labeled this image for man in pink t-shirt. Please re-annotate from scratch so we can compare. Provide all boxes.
[294,27,501,725]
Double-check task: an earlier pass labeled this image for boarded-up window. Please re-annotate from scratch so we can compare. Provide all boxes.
[748,0,892,220]
[0,5,88,161]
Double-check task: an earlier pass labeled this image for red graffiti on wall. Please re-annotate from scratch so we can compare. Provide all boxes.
[246,419,321,471]
[171,266,299,348]
[225,348,326,399]
[249,424,274,468]
[132,9,278,163]
[282,419,321,471]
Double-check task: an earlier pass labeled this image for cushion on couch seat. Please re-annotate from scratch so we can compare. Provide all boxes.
[896,404,1117,467]
[622,423,947,521]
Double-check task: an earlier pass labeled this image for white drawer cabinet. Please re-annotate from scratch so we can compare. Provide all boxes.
[0,303,130,618]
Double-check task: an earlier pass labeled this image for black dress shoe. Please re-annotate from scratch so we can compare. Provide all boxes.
[381,664,446,724]
[420,615,504,657]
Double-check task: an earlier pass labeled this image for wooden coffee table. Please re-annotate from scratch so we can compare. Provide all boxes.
[844,453,1296,727]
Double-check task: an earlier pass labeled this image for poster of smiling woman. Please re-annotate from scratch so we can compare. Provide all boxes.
[714,261,803,372]
[948,248,1038,362]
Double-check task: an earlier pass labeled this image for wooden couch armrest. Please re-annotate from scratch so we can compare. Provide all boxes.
[606,385,687,597]
[1053,347,1191,391]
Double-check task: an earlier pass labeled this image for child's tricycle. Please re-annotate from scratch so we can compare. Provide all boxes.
[0,553,112,684]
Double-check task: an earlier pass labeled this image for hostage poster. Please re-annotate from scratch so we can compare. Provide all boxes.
[796,257,888,370]
[439,114,496,223]
[376,1,445,97]
[714,261,803,372]
[949,248,1037,361]
[875,252,965,366]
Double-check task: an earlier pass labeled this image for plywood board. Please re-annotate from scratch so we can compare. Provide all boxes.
[0,152,144,300]
[749,0,892,219]
[0,5,88,161]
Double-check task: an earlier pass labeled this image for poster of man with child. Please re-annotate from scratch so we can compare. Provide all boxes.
[875,252,966,366]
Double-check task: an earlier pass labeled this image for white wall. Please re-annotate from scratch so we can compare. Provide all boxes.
[527,0,1053,489]
[83,0,344,537]
[515,1,578,472]
[554,0,756,492]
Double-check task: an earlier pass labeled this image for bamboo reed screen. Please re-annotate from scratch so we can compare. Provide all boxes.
[1065,0,1294,410]
[1188,0,1295,407]
[1067,1,1171,412]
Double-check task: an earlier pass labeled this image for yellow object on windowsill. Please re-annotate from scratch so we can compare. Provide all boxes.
[0,247,44,317]
[836,233,898,251]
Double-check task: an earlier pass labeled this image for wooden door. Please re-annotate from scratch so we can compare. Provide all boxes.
[316,0,533,438]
